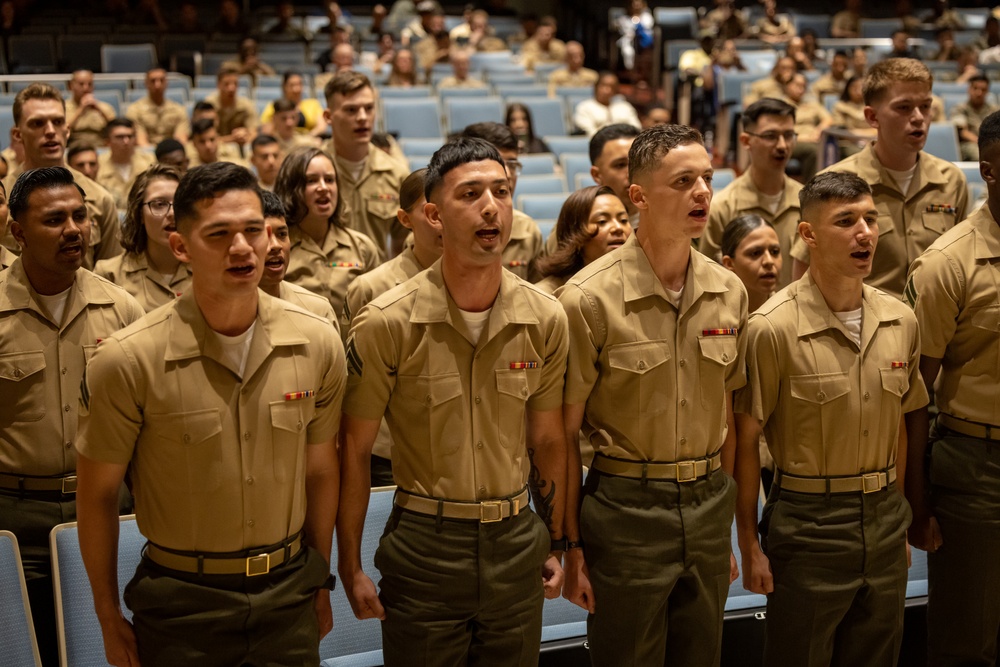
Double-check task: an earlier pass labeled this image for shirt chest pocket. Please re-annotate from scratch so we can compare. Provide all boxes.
[879,367,909,399]
[788,373,852,443]
[396,374,465,455]
[145,409,225,492]
[607,341,672,416]
[698,336,737,410]
[270,400,315,482]
[366,198,399,224]
[496,369,538,449]
[921,210,951,236]
[0,350,46,423]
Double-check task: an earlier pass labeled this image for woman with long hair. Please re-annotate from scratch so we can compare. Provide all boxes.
[534,185,630,293]
[506,102,551,155]
[273,146,380,333]
[94,164,190,312]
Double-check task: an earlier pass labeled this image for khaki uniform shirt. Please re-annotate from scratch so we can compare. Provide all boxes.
[278,280,339,331]
[906,204,1000,425]
[336,144,410,259]
[65,97,117,147]
[504,210,544,281]
[547,67,599,97]
[1,147,21,182]
[755,15,795,40]
[521,37,568,72]
[785,96,832,137]
[125,96,190,145]
[810,73,847,100]
[343,261,569,501]
[285,223,381,334]
[344,245,426,461]
[736,271,928,477]
[2,166,123,271]
[96,151,156,211]
[186,142,249,169]
[832,101,869,131]
[93,251,192,314]
[76,290,346,552]
[744,77,786,106]
[830,10,859,36]
[204,92,260,137]
[792,142,968,298]
[534,274,566,295]
[0,260,143,476]
[699,171,802,288]
[559,235,749,462]
[437,75,487,90]
[950,101,999,136]
[276,133,320,156]
[0,246,14,270]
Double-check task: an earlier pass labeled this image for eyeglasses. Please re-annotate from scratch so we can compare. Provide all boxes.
[145,199,173,217]
[746,131,798,144]
[504,159,522,177]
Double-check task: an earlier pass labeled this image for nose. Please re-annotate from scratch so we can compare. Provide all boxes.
[481,189,499,218]
[231,231,252,255]
[694,175,711,199]
[316,176,330,192]
[357,106,368,122]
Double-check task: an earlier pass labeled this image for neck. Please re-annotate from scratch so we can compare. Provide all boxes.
[636,225,692,292]
[809,266,864,311]
[145,242,181,275]
[260,280,281,298]
[873,140,917,171]
[111,152,131,165]
[412,242,441,270]
[23,261,75,296]
[193,283,259,336]
[440,253,502,311]
[748,290,769,313]
[749,163,786,196]
[24,155,63,170]
[334,138,368,162]
[149,93,164,105]
[299,215,330,245]
[988,193,1000,224]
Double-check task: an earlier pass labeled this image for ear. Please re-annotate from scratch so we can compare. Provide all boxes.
[739,132,751,149]
[863,105,878,130]
[423,201,443,231]
[628,183,646,211]
[721,255,735,270]
[10,126,20,147]
[396,207,414,230]
[323,108,333,125]
[981,156,995,185]
[10,220,24,250]
[169,230,192,264]
[798,220,818,249]
[590,165,603,185]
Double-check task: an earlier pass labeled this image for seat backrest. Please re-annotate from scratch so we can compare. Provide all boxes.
[101,43,158,74]
[517,153,557,176]
[712,168,736,192]
[444,97,503,134]
[515,174,567,196]
[378,85,433,99]
[0,531,41,667]
[518,193,570,219]
[51,517,144,667]
[399,138,445,157]
[924,122,961,162]
[507,97,567,137]
[383,98,442,140]
[561,153,593,193]
[543,135,590,160]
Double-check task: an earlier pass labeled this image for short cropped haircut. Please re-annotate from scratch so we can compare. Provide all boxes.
[190,117,216,138]
[217,64,241,80]
[743,97,796,129]
[103,117,134,138]
[862,58,933,106]
[13,83,65,126]
[399,168,427,212]
[9,167,86,223]
[66,141,98,163]
[424,137,504,201]
[589,124,640,164]
[121,164,181,254]
[273,146,344,227]
[155,138,185,159]
[978,109,1000,155]
[461,122,518,152]
[251,134,279,151]
[720,213,773,258]
[969,74,990,87]
[260,189,286,219]
[282,70,303,86]
[798,171,873,221]
[272,98,297,114]
[628,124,704,184]
[173,162,262,233]
[193,100,216,115]
[324,70,372,106]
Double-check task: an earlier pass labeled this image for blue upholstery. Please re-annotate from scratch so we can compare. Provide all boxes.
[517,153,557,176]
[543,136,590,159]
[924,123,961,162]
[0,531,41,667]
[382,98,442,140]
[100,44,157,74]
[712,168,736,192]
[445,97,504,134]
[399,138,445,157]
[561,154,593,195]
[516,175,567,197]
[507,97,567,137]
[518,193,570,219]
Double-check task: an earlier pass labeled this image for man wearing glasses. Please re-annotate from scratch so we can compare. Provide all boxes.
[461,123,544,281]
[700,98,802,289]
[96,118,155,212]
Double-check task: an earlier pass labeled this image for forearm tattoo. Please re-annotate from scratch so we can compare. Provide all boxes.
[527,447,557,533]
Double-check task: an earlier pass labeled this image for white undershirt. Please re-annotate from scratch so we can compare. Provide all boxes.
[884,164,917,196]
[36,286,72,326]
[834,307,862,346]
[114,162,132,183]
[760,189,783,215]
[458,307,492,343]
[213,321,256,377]
[338,155,366,183]
[664,285,684,308]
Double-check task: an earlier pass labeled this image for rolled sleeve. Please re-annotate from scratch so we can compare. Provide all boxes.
[527,305,569,411]
[342,305,397,420]
[75,338,143,465]
[557,283,602,406]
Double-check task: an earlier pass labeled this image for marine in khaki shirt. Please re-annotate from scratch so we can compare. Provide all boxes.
[93,251,192,314]
[547,41,598,97]
[905,134,1000,662]
[734,172,927,667]
[65,97,116,147]
[96,150,156,212]
[335,144,410,258]
[205,90,260,142]
[521,30,567,72]
[504,209,544,280]
[560,126,748,667]
[436,74,487,90]
[126,95,190,146]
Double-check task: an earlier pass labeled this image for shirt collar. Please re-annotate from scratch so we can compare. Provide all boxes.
[0,258,115,327]
[860,142,949,192]
[732,172,800,218]
[795,270,904,350]
[619,235,729,308]
[970,204,1000,259]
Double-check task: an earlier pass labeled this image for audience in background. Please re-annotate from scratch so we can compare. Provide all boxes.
[522,16,567,72]
[251,134,282,191]
[951,74,999,160]
[126,68,189,147]
[66,142,99,182]
[97,118,155,211]
[223,38,277,83]
[205,66,258,149]
[507,103,551,155]
[154,138,189,174]
[65,70,116,147]
[548,41,599,97]
[386,49,420,87]
[437,50,486,89]
[260,71,328,138]
[573,72,641,137]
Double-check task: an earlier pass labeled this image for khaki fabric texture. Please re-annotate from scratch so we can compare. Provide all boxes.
[93,251,192,314]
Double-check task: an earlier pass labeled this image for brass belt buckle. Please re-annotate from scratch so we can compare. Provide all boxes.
[246,552,271,576]
[676,461,697,482]
[862,473,882,494]
[480,501,504,523]
[61,476,78,494]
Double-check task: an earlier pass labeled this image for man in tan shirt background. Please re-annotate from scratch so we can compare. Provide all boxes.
[65,69,116,147]
[547,41,598,97]
[96,118,155,211]
[204,65,259,151]
[126,68,190,147]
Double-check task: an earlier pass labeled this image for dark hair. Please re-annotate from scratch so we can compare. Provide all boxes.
[251,134,279,152]
[743,97,796,129]
[628,124,703,184]
[798,171,872,220]
[399,168,427,212]
[424,137,504,201]
[589,124,640,164]
[370,132,393,152]
[282,70,303,86]
[461,121,518,152]
[891,29,910,39]
[66,141,98,163]
[324,70,372,104]
[9,167,85,223]
[260,189,286,219]
[840,75,863,102]
[969,74,990,86]
[978,109,1000,155]
[535,185,619,279]
[191,117,216,138]
[13,83,64,126]
[121,164,181,254]
[720,213,773,258]
[832,50,849,60]
[505,102,537,143]
[272,97,297,114]
[103,117,135,139]
[193,100,216,115]
[173,162,262,233]
[273,146,344,227]
[155,138,185,159]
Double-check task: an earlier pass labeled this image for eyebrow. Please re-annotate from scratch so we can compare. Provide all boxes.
[456,178,508,188]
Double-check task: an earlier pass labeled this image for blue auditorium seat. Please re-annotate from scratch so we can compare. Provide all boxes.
[0,530,41,667]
